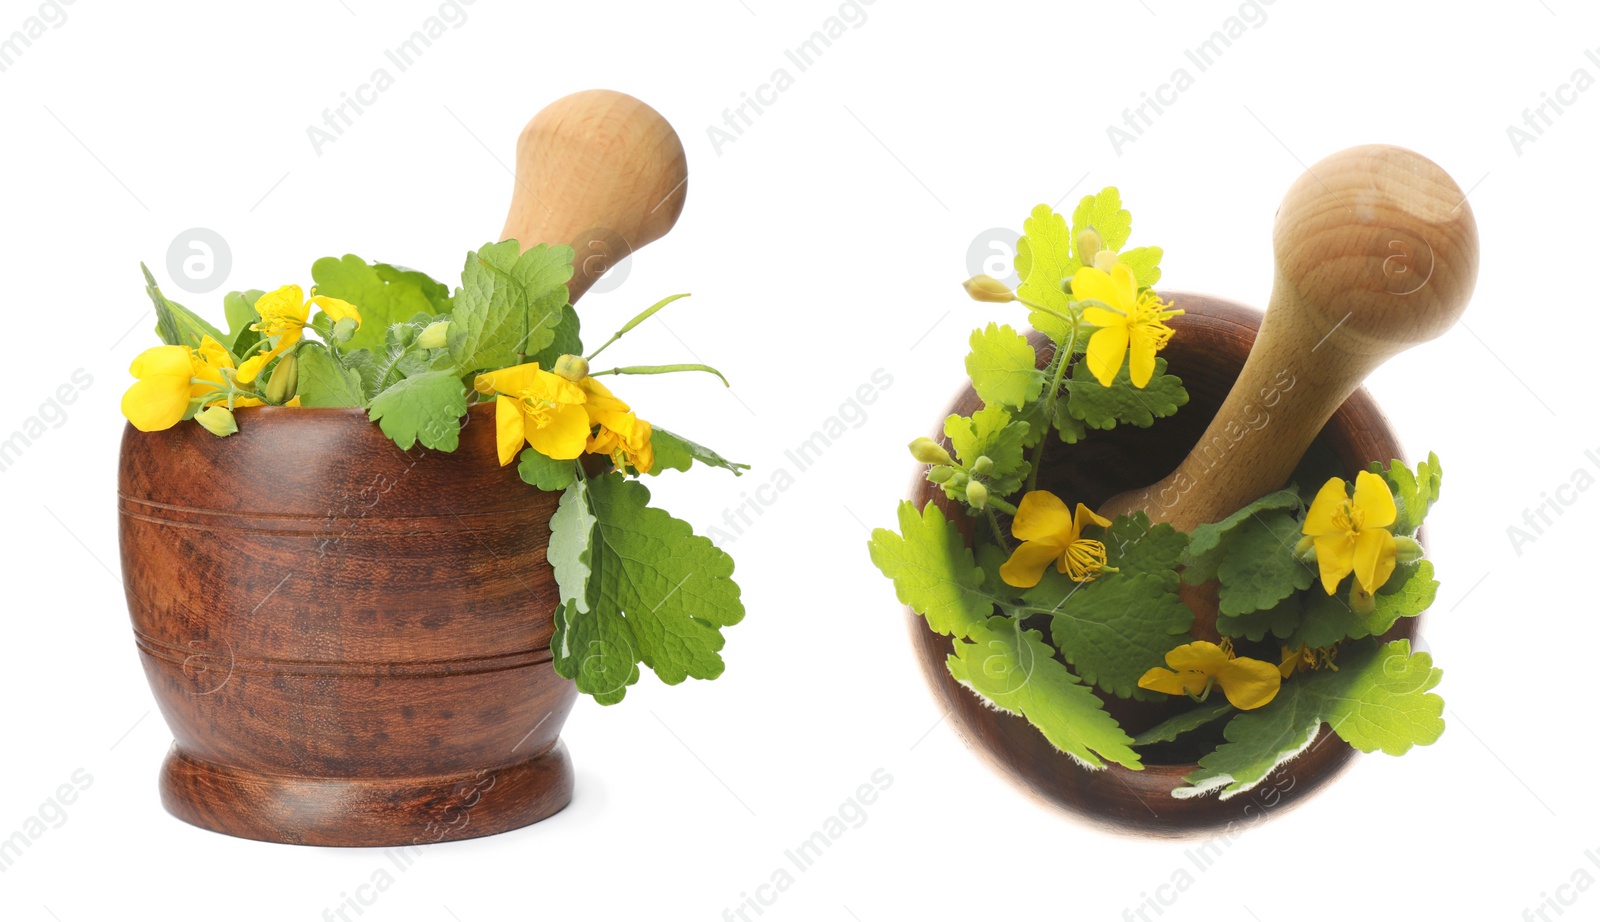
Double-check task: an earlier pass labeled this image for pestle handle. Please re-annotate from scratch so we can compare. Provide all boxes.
[500,89,688,305]
[1104,144,1479,533]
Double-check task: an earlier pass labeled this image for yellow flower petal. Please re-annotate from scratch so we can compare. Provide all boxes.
[1127,327,1159,388]
[1068,266,1119,305]
[1109,262,1139,304]
[1161,641,1231,675]
[523,402,590,460]
[1071,502,1112,537]
[128,344,192,381]
[1302,477,1348,536]
[236,353,270,385]
[254,285,308,326]
[1080,305,1124,328]
[1011,491,1074,543]
[1352,527,1398,595]
[494,395,526,467]
[1083,324,1130,387]
[1353,470,1397,529]
[121,376,192,432]
[1137,666,1208,697]
[1313,533,1356,595]
[999,540,1064,589]
[1216,657,1283,710]
[308,294,362,327]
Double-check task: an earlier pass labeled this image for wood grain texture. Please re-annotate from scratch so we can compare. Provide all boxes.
[1102,145,1477,533]
[907,294,1422,836]
[500,89,688,303]
[120,403,579,846]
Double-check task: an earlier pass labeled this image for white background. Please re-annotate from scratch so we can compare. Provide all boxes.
[1,0,1594,919]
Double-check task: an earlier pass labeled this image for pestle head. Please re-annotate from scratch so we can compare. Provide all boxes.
[1270,144,1478,359]
[500,89,688,304]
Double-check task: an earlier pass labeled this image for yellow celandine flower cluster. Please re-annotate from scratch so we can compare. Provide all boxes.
[474,358,654,474]
[119,283,357,433]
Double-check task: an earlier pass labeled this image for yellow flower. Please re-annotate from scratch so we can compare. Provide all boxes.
[1138,641,1282,710]
[578,376,654,473]
[121,335,259,432]
[1279,644,1339,678]
[1071,262,1182,388]
[998,491,1112,588]
[236,284,361,383]
[1302,471,1399,596]
[474,362,590,465]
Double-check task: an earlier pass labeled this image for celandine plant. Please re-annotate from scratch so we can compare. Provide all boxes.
[869,189,1447,798]
[121,241,747,705]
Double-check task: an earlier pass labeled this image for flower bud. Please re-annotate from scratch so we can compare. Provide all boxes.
[1293,535,1317,561]
[1393,535,1425,564]
[194,405,238,438]
[1092,250,1118,273]
[1075,227,1104,262]
[417,320,450,350]
[962,274,1015,304]
[552,353,590,382]
[332,317,359,344]
[909,437,953,466]
[971,455,994,477]
[965,481,989,509]
[264,353,298,405]
[927,465,956,484]
[1349,582,1376,616]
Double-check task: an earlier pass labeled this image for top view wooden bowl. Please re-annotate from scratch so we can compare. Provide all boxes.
[907,144,1477,835]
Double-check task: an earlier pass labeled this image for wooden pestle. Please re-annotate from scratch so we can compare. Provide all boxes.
[1102,144,1479,532]
[500,89,688,304]
[1100,146,1479,642]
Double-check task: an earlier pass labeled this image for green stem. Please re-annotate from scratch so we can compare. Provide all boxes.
[589,363,729,387]
[986,495,1018,517]
[586,293,692,361]
[984,507,1010,553]
[1026,322,1079,493]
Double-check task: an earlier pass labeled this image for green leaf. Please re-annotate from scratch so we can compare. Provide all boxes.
[1066,356,1188,430]
[1177,639,1444,798]
[295,343,366,408]
[1025,568,1193,699]
[1370,452,1443,535]
[1119,245,1163,288]
[143,264,226,351]
[548,480,596,612]
[1213,510,1317,616]
[1013,513,1191,699]
[944,405,1030,498]
[1070,187,1133,255]
[966,323,1044,410]
[947,617,1141,770]
[309,255,452,354]
[1288,560,1439,649]
[1216,592,1302,642]
[528,302,582,370]
[1132,699,1234,747]
[1014,204,1077,343]
[222,289,264,354]
[366,370,468,451]
[868,501,992,639]
[517,447,577,492]
[1051,392,1089,444]
[1102,512,1189,577]
[648,428,750,477]
[1181,489,1303,583]
[448,241,573,374]
[554,473,742,700]
[552,599,640,707]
